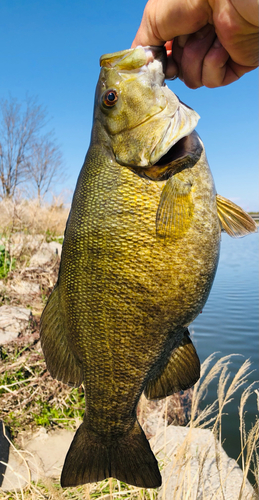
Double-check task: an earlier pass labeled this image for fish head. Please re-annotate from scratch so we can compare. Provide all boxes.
[94,47,200,169]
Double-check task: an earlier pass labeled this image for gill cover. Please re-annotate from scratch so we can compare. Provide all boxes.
[97,47,200,167]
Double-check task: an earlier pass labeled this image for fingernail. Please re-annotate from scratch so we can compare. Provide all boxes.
[195,24,213,40]
[213,37,222,48]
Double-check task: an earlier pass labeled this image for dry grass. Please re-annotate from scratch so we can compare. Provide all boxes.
[0,197,69,238]
[154,354,259,499]
[0,196,68,311]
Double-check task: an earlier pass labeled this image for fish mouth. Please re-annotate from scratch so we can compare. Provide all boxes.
[148,97,200,167]
[155,130,202,165]
[134,131,203,181]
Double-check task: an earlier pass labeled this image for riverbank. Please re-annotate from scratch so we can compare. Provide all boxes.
[0,202,258,499]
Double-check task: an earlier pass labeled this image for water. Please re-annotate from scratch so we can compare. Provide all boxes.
[191,231,258,468]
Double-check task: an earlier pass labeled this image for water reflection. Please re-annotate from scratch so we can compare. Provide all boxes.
[191,232,258,468]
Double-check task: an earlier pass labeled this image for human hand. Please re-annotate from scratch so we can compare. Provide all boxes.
[132,0,259,88]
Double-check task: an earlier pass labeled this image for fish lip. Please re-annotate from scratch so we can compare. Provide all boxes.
[100,45,167,72]
[144,45,167,74]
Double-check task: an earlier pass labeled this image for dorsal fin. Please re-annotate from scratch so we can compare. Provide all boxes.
[216,194,257,238]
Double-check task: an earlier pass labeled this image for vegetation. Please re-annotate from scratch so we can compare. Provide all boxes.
[0,201,258,499]
[0,95,65,200]
[0,348,258,499]
[0,244,15,279]
[0,197,69,240]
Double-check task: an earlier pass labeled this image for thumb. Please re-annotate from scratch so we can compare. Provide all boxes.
[132,0,211,47]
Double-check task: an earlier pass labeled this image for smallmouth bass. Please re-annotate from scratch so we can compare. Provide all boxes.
[40,46,257,489]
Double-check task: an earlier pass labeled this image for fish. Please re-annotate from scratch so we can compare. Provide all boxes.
[40,46,257,490]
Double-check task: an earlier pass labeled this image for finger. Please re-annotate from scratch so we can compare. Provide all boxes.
[166,57,179,80]
[168,35,192,80]
[165,40,179,79]
[132,0,166,47]
[132,27,164,48]
[170,38,185,81]
[202,39,233,87]
[202,38,258,87]
[175,24,216,89]
[177,35,190,48]
[132,0,211,48]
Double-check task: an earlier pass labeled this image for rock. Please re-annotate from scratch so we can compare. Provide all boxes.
[47,241,62,257]
[10,280,40,296]
[155,426,255,500]
[0,234,62,267]
[22,428,74,482]
[0,427,75,491]
[0,305,32,344]
[137,391,193,440]
[29,241,62,267]
[0,421,29,491]
[0,424,255,495]
[29,243,55,267]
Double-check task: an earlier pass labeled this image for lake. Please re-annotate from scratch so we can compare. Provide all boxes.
[190,230,258,470]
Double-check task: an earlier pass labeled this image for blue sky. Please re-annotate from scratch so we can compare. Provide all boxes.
[0,0,258,210]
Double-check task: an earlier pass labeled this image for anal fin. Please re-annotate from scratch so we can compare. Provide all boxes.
[40,285,83,387]
[216,194,257,237]
[144,331,200,400]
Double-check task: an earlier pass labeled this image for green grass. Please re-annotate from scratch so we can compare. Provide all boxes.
[0,243,15,278]
[0,340,85,437]
[32,389,85,427]
[45,230,64,244]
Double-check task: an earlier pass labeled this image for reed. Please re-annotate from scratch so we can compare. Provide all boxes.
[153,354,258,499]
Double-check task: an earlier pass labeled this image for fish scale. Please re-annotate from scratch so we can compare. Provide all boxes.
[52,139,218,454]
[40,46,256,489]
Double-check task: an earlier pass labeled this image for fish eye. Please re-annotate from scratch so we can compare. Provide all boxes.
[102,89,118,107]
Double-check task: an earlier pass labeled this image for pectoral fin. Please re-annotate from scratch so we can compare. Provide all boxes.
[144,331,200,400]
[156,177,193,242]
[40,285,83,387]
[216,194,257,238]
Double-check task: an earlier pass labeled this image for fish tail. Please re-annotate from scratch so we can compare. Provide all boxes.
[61,419,161,489]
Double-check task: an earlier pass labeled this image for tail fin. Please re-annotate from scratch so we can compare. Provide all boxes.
[61,419,161,489]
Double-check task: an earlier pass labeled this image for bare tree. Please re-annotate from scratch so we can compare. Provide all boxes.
[0,95,64,200]
[26,134,64,202]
